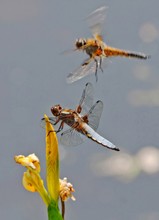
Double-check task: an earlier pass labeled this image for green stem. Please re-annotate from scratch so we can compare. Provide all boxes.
[48,200,63,220]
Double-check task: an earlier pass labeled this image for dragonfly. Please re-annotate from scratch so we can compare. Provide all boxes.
[67,6,150,83]
[42,82,119,151]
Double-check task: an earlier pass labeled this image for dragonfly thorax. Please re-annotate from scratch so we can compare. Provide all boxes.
[75,38,87,49]
[85,44,99,56]
[51,104,62,116]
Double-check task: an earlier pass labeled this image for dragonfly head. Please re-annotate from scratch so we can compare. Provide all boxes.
[75,38,87,49]
[51,104,62,116]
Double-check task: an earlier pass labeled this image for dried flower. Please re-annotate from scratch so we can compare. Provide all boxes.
[59,177,76,201]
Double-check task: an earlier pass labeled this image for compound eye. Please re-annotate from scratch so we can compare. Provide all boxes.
[58,105,62,110]
[75,38,86,48]
[51,106,59,116]
[75,41,82,48]
[83,39,86,45]
[50,107,54,114]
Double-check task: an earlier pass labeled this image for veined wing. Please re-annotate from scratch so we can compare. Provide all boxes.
[86,6,107,41]
[60,127,85,146]
[77,82,94,116]
[67,56,110,83]
[87,100,103,131]
[83,123,119,151]
[67,59,97,84]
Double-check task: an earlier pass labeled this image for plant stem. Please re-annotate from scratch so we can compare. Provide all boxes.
[48,200,63,220]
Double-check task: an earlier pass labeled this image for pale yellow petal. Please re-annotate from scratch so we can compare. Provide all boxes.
[28,154,40,172]
[15,154,50,206]
[23,171,37,192]
[14,154,40,171]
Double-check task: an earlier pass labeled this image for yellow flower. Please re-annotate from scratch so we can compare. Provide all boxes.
[14,114,75,219]
[14,153,50,206]
[15,154,40,171]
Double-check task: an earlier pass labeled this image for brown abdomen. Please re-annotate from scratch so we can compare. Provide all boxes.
[104,46,150,59]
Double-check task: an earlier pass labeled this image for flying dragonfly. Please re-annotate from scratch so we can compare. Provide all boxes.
[67,6,150,83]
[42,82,119,151]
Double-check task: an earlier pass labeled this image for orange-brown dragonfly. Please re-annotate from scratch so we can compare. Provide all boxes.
[67,6,150,83]
[42,83,119,151]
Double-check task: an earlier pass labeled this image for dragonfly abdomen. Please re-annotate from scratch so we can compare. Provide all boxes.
[104,46,150,59]
[83,123,119,151]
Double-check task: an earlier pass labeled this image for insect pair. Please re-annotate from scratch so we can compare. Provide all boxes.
[42,6,150,151]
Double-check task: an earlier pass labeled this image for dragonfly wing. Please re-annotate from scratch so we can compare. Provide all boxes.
[67,60,97,84]
[60,128,85,146]
[67,55,110,84]
[87,100,103,131]
[83,123,119,151]
[77,82,94,115]
[61,48,77,55]
[86,6,108,41]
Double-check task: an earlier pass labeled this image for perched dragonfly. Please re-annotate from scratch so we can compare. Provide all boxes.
[67,6,150,83]
[42,83,119,151]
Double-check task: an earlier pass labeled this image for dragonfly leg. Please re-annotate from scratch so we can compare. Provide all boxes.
[94,58,98,82]
[56,121,64,133]
[99,57,103,72]
[53,117,60,126]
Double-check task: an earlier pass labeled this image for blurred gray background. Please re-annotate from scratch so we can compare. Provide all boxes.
[0,0,159,219]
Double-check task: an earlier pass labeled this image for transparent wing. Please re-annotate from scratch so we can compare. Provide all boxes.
[67,56,110,84]
[67,59,97,84]
[77,82,94,116]
[60,128,85,146]
[87,100,103,131]
[86,6,108,41]
[61,48,77,55]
